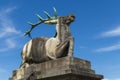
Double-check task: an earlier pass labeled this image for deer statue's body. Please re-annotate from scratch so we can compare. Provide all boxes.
[21,14,75,68]
[45,16,74,59]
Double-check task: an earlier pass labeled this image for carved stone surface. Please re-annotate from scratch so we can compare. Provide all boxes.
[21,15,75,67]
[9,13,104,80]
[9,57,103,80]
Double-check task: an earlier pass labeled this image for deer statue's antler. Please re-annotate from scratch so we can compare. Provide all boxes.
[24,7,58,38]
[53,7,58,18]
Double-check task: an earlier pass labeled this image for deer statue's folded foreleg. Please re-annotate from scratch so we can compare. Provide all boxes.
[55,40,69,58]
[67,36,74,57]
[56,36,74,58]
[45,37,71,59]
[54,36,74,58]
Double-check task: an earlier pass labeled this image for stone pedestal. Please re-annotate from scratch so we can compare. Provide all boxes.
[9,57,103,80]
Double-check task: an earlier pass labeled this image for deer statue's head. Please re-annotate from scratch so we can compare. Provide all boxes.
[61,14,75,25]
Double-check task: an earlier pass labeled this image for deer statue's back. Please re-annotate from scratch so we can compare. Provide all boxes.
[21,37,49,64]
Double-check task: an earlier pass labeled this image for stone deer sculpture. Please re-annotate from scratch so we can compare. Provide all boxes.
[21,8,75,68]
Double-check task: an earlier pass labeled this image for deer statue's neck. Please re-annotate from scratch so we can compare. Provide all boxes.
[55,17,71,42]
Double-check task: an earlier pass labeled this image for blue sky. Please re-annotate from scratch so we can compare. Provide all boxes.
[0,0,120,80]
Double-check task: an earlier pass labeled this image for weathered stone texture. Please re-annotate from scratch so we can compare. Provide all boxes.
[9,57,103,80]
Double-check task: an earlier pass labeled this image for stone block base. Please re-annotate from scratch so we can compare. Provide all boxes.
[9,57,103,80]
